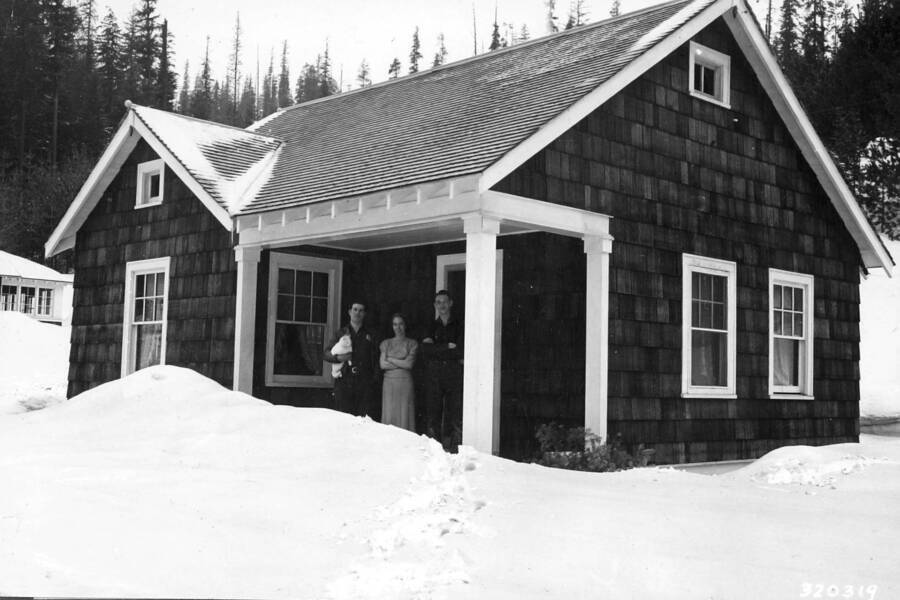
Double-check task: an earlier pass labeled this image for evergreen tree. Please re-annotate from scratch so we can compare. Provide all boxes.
[318,43,337,96]
[120,10,141,106]
[610,0,621,18]
[96,9,122,128]
[295,62,320,103]
[546,0,559,33]
[177,60,191,113]
[433,33,448,66]
[357,59,372,87]
[228,13,242,114]
[261,52,276,117]
[388,57,401,79]
[237,76,257,126]
[277,41,293,108]
[776,0,801,66]
[41,0,79,167]
[490,16,502,50]
[190,37,213,119]
[155,19,176,110]
[134,0,160,104]
[519,24,531,41]
[409,27,422,73]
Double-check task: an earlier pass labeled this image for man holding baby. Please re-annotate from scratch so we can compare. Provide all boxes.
[324,300,379,417]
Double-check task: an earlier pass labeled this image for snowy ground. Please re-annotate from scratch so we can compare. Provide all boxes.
[0,312,70,415]
[1,365,899,599]
[0,240,897,598]
[860,238,900,420]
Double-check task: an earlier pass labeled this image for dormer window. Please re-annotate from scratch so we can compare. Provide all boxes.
[136,159,165,208]
[689,41,730,108]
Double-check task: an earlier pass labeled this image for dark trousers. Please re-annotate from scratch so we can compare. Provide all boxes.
[334,372,374,417]
[424,361,463,449]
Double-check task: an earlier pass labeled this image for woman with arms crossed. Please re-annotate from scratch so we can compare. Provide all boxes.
[380,313,418,431]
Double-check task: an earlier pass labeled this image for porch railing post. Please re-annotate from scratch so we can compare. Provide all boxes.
[584,234,613,443]
[234,245,261,394]
[461,214,500,454]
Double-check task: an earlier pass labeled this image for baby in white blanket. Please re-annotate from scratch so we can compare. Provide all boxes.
[329,334,352,378]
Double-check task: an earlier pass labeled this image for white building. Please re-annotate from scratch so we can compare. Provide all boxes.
[0,250,73,326]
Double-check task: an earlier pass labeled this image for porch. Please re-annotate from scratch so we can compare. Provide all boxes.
[230,175,613,455]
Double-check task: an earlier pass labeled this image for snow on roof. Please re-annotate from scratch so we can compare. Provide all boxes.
[0,250,71,282]
[131,104,282,213]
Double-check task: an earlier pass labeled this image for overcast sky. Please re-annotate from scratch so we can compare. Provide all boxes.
[96,0,690,91]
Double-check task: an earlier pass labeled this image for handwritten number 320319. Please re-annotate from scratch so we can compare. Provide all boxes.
[800,584,878,599]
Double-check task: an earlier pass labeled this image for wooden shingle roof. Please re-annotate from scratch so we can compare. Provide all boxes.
[245,0,713,214]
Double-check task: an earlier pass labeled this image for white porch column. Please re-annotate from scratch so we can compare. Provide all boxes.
[233,245,261,394]
[462,214,501,454]
[584,234,613,442]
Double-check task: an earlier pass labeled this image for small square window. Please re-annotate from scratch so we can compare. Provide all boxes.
[135,159,165,208]
[689,41,731,107]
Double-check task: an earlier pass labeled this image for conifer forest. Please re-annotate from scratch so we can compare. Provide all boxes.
[0,0,898,271]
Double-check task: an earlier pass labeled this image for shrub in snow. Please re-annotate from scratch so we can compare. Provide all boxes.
[535,423,655,472]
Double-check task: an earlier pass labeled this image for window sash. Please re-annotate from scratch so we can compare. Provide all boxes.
[122,257,170,377]
[682,254,736,397]
[769,271,813,396]
[265,253,342,387]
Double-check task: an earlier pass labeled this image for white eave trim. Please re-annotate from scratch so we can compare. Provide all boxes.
[45,109,234,258]
[723,3,892,275]
[45,115,139,257]
[479,0,737,193]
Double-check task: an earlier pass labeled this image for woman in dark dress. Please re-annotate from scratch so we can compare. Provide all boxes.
[379,313,418,431]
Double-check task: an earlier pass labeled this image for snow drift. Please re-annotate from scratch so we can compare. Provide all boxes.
[1,366,899,599]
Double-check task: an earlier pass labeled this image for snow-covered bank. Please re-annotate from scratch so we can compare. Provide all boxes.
[860,237,900,420]
[2,366,899,599]
[0,312,69,415]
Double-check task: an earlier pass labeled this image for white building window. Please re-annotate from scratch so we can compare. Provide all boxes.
[135,159,165,208]
[769,269,814,398]
[37,288,53,316]
[20,286,36,314]
[1,284,17,311]
[682,254,737,398]
[689,41,731,108]
[265,253,342,387]
[122,257,170,376]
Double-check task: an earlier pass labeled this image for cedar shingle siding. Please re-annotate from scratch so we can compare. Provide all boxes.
[68,141,236,397]
[494,20,861,463]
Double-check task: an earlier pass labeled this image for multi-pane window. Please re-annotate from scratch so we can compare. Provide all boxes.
[37,288,53,316]
[274,268,329,376]
[682,254,737,397]
[135,159,165,207]
[20,287,36,314]
[689,41,731,107]
[1,285,16,311]
[122,257,170,376]
[770,270,814,397]
[266,253,342,387]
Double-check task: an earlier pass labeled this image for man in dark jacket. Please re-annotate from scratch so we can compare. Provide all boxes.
[324,300,379,417]
[421,289,464,450]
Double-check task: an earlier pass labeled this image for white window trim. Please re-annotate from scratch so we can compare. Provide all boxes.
[121,256,171,377]
[768,269,815,400]
[264,252,343,388]
[689,41,731,108]
[681,253,737,398]
[135,158,165,208]
[36,288,53,316]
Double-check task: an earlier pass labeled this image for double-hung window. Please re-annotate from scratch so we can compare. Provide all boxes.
[135,159,165,208]
[769,270,814,398]
[1,285,17,311]
[689,41,731,108]
[20,287,36,314]
[37,288,53,316]
[682,254,737,397]
[265,253,342,387]
[122,257,170,376]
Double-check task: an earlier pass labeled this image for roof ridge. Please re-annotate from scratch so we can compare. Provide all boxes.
[127,101,284,143]
[261,0,696,118]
